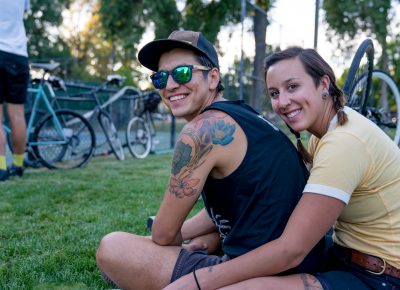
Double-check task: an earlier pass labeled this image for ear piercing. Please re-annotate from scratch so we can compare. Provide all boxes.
[322,91,329,99]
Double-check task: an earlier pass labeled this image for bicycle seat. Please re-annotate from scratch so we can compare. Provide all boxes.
[107,74,126,86]
[48,76,67,91]
[30,62,60,72]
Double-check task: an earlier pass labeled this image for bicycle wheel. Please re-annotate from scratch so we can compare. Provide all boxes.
[344,38,374,115]
[98,111,125,160]
[350,70,400,145]
[32,110,96,169]
[126,116,152,159]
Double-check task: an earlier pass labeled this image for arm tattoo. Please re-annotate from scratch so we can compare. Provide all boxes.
[300,274,323,290]
[169,111,236,198]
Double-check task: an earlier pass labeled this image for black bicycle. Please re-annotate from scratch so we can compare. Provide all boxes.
[56,75,129,160]
[343,38,375,114]
[344,39,400,146]
[125,90,161,159]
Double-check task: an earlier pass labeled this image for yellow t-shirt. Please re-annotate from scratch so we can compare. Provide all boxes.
[305,107,400,268]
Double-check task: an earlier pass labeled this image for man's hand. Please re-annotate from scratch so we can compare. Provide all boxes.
[182,241,208,252]
[182,231,221,254]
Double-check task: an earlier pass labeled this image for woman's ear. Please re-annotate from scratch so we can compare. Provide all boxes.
[208,68,220,90]
[320,74,331,92]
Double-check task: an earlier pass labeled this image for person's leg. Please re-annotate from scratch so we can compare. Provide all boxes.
[218,274,323,290]
[3,52,29,170]
[0,104,5,157]
[7,103,26,158]
[96,232,182,290]
[0,103,7,180]
[219,270,372,290]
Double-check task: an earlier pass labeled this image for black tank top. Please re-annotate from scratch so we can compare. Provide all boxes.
[202,100,324,273]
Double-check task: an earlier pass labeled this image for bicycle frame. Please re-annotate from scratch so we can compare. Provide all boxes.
[3,76,69,154]
[26,82,68,147]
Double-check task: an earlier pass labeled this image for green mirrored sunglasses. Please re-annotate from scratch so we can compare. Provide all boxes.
[150,65,211,89]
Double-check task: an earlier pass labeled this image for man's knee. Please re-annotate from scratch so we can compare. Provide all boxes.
[96,231,127,268]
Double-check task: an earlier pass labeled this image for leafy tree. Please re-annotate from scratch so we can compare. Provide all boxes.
[98,0,146,67]
[323,0,395,70]
[146,0,182,39]
[25,0,72,60]
[386,36,400,85]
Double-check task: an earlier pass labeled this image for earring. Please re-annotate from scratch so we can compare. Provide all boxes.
[322,91,329,100]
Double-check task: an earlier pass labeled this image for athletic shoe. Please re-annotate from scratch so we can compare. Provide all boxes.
[0,169,9,181]
[9,165,24,177]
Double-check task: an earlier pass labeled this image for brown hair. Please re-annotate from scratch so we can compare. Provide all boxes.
[264,47,348,164]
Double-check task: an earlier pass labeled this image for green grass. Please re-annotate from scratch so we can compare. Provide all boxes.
[0,119,306,290]
[0,153,203,290]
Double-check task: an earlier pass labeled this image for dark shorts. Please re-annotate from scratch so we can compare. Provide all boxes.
[0,50,29,104]
[315,245,400,290]
[170,249,230,283]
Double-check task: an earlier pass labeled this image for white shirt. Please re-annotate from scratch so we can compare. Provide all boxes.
[0,0,30,57]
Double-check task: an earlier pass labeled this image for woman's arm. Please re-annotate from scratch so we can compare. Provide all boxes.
[163,193,345,290]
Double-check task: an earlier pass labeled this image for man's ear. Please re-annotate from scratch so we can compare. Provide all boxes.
[208,68,220,90]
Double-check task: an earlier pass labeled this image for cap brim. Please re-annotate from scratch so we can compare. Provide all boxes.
[138,39,207,72]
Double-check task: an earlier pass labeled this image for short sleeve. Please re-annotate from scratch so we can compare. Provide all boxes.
[304,132,371,204]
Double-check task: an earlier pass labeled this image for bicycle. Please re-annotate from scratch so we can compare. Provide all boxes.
[343,38,375,111]
[349,69,400,145]
[125,90,161,159]
[56,75,140,160]
[4,62,96,169]
[343,38,400,145]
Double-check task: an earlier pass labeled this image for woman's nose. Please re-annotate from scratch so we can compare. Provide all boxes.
[278,93,291,108]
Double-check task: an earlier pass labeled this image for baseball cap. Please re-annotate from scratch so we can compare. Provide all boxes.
[138,30,220,72]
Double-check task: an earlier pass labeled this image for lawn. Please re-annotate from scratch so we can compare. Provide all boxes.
[0,152,203,290]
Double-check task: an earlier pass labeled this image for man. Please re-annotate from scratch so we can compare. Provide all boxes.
[0,0,30,181]
[96,30,324,289]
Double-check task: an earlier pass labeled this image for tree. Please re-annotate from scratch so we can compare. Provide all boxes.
[25,0,72,60]
[323,0,394,71]
[248,0,274,113]
[323,0,399,114]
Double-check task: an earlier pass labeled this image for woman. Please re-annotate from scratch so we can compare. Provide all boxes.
[164,47,400,290]
[259,47,400,289]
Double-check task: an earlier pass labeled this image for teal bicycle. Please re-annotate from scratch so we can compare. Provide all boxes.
[4,63,96,169]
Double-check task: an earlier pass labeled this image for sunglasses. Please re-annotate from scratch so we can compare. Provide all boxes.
[150,65,211,89]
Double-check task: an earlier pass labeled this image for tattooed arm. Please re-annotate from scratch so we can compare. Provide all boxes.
[151,111,240,246]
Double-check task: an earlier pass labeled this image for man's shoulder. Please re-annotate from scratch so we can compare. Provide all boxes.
[180,109,239,146]
[188,108,232,127]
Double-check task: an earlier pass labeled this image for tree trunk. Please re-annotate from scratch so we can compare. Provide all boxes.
[250,8,268,113]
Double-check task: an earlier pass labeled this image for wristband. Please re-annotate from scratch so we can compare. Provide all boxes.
[193,270,202,290]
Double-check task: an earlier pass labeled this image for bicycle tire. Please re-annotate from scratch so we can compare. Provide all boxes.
[145,110,157,138]
[98,111,125,160]
[350,70,400,145]
[343,38,374,116]
[126,116,152,159]
[32,110,96,169]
